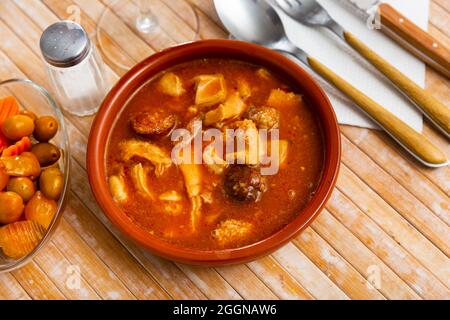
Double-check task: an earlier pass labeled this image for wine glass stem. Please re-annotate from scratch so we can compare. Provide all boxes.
[136,0,158,33]
[139,0,152,15]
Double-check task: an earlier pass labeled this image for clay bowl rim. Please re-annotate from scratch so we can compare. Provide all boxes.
[87,39,341,266]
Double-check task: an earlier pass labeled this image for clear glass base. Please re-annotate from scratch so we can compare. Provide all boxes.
[136,14,158,34]
[96,0,200,71]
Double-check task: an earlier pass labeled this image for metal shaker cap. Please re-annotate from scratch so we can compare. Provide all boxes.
[40,21,91,68]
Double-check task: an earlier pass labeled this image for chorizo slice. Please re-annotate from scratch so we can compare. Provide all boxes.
[129,110,177,137]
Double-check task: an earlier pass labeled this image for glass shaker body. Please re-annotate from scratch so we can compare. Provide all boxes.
[44,45,109,117]
[40,21,109,117]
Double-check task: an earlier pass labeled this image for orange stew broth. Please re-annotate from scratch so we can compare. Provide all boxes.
[106,59,324,250]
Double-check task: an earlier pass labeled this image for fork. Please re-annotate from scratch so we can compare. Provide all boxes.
[273,0,450,138]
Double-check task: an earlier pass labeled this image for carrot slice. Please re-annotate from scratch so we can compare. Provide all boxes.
[0,96,20,125]
[1,136,31,157]
[0,132,9,153]
[0,100,6,122]
[6,96,20,118]
[0,96,20,153]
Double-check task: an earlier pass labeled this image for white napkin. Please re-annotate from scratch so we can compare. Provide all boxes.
[278,0,429,131]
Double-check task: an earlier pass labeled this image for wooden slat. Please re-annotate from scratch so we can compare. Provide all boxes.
[340,135,450,256]
[215,265,279,300]
[176,264,242,300]
[293,228,386,300]
[0,273,31,300]
[12,0,59,28]
[334,169,450,297]
[0,21,47,86]
[429,0,450,37]
[419,129,450,194]
[64,193,170,300]
[53,218,137,300]
[418,22,450,195]
[136,250,207,300]
[185,0,228,39]
[190,0,222,25]
[311,210,421,300]
[433,0,450,13]
[341,126,449,225]
[157,0,205,32]
[33,241,101,300]
[247,256,314,300]
[0,1,46,51]
[11,262,66,300]
[272,244,349,300]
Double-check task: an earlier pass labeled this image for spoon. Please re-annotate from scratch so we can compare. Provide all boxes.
[214,0,448,168]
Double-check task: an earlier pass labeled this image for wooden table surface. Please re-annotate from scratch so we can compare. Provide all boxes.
[0,0,448,300]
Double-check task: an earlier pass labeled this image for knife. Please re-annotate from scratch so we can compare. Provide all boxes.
[341,0,450,79]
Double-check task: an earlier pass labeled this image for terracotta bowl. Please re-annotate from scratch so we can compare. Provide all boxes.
[87,40,341,266]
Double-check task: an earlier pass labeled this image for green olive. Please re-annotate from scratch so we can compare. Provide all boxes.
[31,143,61,167]
[1,115,35,141]
[7,177,36,202]
[34,116,59,142]
[20,110,38,122]
[39,167,63,200]
[0,192,24,224]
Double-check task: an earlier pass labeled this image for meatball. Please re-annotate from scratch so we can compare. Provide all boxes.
[223,165,267,202]
[247,106,280,129]
[129,110,177,137]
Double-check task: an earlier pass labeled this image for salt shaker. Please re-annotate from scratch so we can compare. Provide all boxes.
[40,21,109,117]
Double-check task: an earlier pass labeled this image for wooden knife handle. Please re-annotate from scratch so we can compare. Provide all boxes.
[343,31,450,136]
[378,3,450,79]
[307,56,447,166]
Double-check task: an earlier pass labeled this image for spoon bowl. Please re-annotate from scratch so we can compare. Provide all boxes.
[214,0,289,49]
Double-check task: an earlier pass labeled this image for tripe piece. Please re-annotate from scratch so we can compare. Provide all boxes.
[194,74,227,108]
[158,72,185,97]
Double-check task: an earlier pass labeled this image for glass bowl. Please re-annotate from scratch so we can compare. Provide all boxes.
[0,79,70,273]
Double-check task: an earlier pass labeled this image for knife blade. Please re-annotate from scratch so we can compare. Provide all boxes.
[345,0,380,18]
[341,0,450,78]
